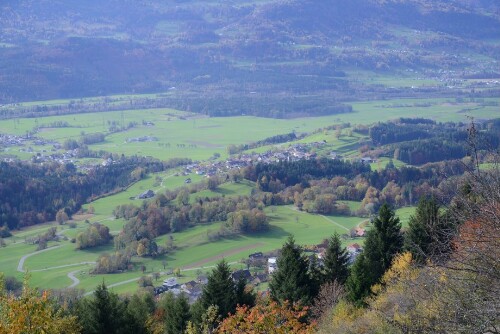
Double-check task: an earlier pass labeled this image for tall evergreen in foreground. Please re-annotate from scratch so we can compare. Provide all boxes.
[161,292,191,334]
[77,282,132,334]
[200,259,255,319]
[404,196,454,264]
[347,203,403,305]
[322,232,350,285]
[270,235,314,306]
[200,260,236,318]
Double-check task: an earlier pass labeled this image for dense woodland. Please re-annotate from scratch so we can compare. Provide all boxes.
[0,156,183,231]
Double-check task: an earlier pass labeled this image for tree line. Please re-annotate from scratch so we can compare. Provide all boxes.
[0,156,188,232]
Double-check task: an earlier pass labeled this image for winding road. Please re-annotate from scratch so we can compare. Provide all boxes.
[17,245,63,272]
[83,261,238,296]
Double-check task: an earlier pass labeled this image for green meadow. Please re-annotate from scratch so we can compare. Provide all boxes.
[1,97,498,162]
[1,202,367,292]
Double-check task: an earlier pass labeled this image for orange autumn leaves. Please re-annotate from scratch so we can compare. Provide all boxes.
[217,301,315,334]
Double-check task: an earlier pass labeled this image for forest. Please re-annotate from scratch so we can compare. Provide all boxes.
[0,156,173,230]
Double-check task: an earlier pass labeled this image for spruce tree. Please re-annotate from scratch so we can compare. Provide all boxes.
[346,203,403,305]
[323,232,350,284]
[404,196,452,263]
[200,259,236,318]
[269,235,314,305]
[126,292,155,334]
[78,282,132,334]
[235,276,256,308]
[163,292,191,334]
[345,253,371,305]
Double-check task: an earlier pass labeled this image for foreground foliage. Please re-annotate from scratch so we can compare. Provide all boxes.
[0,275,80,334]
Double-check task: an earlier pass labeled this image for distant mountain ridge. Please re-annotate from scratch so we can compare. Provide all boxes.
[0,0,498,112]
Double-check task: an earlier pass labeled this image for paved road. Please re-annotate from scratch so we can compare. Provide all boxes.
[17,245,63,272]
[68,270,82,288]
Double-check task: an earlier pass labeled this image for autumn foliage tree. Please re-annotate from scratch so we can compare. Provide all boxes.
[216,300,315,334]
[0,274,81,334]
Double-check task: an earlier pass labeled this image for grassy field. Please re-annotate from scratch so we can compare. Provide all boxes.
[395,206,417,227]
[0,204,366,293]
[1,97,498,162]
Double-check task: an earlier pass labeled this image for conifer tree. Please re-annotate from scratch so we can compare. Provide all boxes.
[77,282,132,334]
[162,292,191,334]
[235,276,256,308]
[270,235,314,305]
[200,259,237,318]
[346,203,403,305]
[404,196,452,263]
[345,253,371,305]
[126,292,155,334]
[322,232,350,284]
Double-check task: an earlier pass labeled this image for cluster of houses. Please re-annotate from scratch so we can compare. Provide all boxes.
[153,268,268,303]
[175,142,332,181]
[31,148,80,164]
[0,133,28,147]
[154,277,205,303]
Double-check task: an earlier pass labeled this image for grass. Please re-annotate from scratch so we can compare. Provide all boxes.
[395,206,417,227]
[2,97,498,162]
[1,204,364,293]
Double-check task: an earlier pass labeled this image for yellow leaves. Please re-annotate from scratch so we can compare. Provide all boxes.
[217,300,315,334]
[0,274,81,334]
[330,300,363,328]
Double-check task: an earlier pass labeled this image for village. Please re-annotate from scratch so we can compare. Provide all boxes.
[152,240,364,302]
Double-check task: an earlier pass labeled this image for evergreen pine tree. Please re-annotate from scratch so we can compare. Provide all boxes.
[235,276,256,308]
[345,253,371,306]
[78,282,132,334]
[269,235,314,305]
[323,232,350,284]
[404,196,451,263]
[162,292,191,334]
[126,292,156,334]
[200,259,236,318]
[346,203,403,305]
[308,254,323,299]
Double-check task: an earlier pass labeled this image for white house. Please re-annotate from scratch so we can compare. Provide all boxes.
[268,257,277,274]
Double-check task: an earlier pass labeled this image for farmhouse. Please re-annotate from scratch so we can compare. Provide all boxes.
[137,189,155,199]
[231,269,251,282]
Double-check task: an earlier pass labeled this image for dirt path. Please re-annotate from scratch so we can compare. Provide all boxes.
[286,205,350,231]
[17,245,63,272]
[182,243,265,270]
[319,215,350,231]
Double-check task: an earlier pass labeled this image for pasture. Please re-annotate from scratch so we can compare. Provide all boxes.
[1,96,498,162]
[0,203,367,293]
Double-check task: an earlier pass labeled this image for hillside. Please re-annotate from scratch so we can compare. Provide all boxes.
[0,0,499,116]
